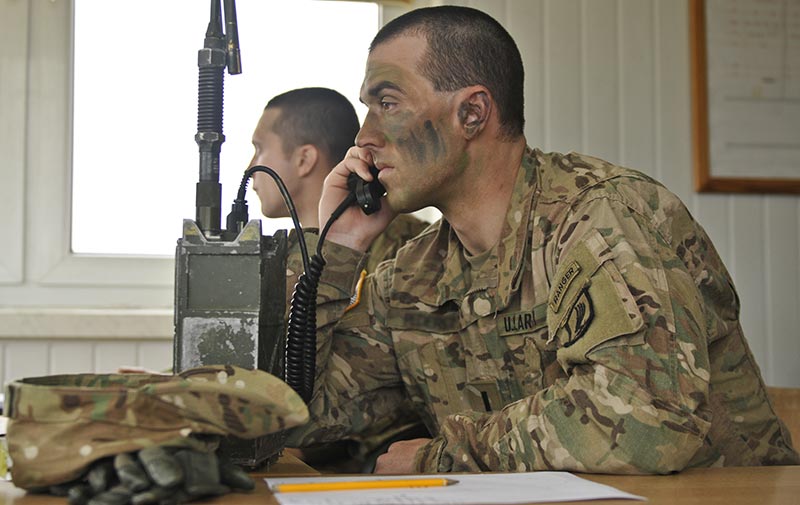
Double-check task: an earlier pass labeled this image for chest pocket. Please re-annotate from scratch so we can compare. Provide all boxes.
[388,303,546,429]
[388,308,472,432]
[495,303,550,397]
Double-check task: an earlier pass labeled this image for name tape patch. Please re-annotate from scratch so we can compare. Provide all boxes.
[498,310,537,337]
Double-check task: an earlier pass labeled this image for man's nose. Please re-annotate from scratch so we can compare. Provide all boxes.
[355,113,383,149]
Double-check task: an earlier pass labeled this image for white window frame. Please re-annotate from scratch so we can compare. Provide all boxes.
[0,1,173,304]
[0,0,415,334]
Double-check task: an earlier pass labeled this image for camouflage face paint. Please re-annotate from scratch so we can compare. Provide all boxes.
[455,151,470,177]
[393,116,449,170]
[398,131,427,164]
[358,37,471,211]
[424,120,442,159]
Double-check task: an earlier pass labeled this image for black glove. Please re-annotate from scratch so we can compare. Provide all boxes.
[39,445,254,505]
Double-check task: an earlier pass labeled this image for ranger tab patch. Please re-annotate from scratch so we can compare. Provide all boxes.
[550,261,581,313]
[498,310,536,337]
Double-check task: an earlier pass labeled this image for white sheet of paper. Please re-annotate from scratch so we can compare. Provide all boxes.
[266,472,645,505]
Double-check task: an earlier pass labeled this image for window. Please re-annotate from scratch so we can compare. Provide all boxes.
[71,0,379,255]
[0,0,418,313]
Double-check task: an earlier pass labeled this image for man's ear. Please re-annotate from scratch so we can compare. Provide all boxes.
[293,144,319,177]
[457,87,492,140]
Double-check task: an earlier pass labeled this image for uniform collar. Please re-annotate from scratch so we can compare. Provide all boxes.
[391,147,540,311]
[490,146,539,310]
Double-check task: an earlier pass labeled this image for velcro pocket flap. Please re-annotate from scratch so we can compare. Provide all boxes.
[548,232,644,370]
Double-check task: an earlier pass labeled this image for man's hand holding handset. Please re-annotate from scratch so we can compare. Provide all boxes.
[318,146,397,253]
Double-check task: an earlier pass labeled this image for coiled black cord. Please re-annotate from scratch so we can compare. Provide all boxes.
[235,167,355,403]
[286,254,324,403]
[234,167,310,274]
[287,193,356,402]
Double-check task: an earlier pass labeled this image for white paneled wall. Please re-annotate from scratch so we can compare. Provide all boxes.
[0,339,173,385]
[0,0,798,388]
[0,309,175,388]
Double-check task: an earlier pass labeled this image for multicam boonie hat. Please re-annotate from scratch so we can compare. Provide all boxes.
[4,365,308,489]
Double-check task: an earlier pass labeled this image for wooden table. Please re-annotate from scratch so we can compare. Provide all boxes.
[1,460,797,505]
[576,465,799,505]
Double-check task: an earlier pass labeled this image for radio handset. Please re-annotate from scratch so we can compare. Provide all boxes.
[347,165,386,215]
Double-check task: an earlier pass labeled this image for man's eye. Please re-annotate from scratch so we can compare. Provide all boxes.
[380,99,396,111]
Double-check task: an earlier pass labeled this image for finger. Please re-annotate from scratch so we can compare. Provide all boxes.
[373,453,397,474]
[87,485,133,505]
[340,147,376,181]
[174,450,229,498]
[87,460,115,494]
[137,446,184,488]
[130,486,174,505]
[345,145,374,165]
[66,483,93,505]
[373,453,387,473]
[114,452,150,492]
[219,459,255,491]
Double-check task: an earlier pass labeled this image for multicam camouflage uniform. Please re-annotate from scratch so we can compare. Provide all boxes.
[285,214,430,469]
[285,214,430,288]
[365,214,431,274]
[287,147,800,473]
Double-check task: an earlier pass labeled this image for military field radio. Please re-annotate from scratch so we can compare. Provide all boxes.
[172,0,292,469]
[172,0,386,470]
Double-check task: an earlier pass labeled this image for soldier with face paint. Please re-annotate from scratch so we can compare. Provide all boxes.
[286,6,800,474]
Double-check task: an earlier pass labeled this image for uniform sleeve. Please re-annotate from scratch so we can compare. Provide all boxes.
[286,240,413,447]
[414,193,714,474]
[367,215,430,273]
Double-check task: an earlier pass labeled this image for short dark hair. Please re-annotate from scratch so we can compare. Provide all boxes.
[370,6,524,139]
[266,87,360,165]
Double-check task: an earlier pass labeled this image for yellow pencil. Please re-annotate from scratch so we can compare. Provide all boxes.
[271,477,459,493]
